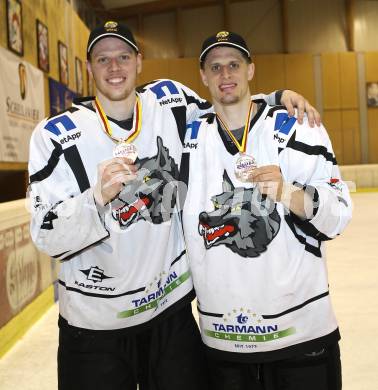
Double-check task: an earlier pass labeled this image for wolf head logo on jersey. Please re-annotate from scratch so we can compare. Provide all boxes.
[198,171,280,257]
[112,136,179,229]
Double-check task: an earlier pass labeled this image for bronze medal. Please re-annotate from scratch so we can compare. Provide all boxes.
[234,154,257,182]
[113,142,138,162]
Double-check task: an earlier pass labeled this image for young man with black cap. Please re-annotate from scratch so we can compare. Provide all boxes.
[181,31,352,390]
[28,21,321,390]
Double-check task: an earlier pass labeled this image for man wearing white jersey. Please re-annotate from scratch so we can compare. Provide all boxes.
[182,31,352,390]
[28,21,320,390]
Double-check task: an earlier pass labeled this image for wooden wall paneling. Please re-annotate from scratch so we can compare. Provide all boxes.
[143,12,177,59]
[181,6,223,58]
[367,109,378,163]
[287,0,347,53]
[122,16,139,38]
[198,79,212,103]
[138,59,169,86]
[67,5,74,90]
[341,109,361,164]
[44,75,50,118]
[223,0,231,30]
[284,54,315,106]
[249,55,257,97]
[175,8,184,58]
[354,2,378,51]
[0,1,6,48]
[365,51,378,82]
[167,58,201,94]
[364,52,378,162]
[321,53,340,110]
[106,0,221,19]
[33,0,53,115]
[345,0,355,52]
[49,1,69,84]
[249,77,258,98]
[280,0,289,54]
[356,52,369,164]
[252,54,286,96]
[339,52,358,109]
[22,1,36,65]
[134,14,145,55]
[72,11,89,93]
[229,1,283,54]
[323,110,343,163]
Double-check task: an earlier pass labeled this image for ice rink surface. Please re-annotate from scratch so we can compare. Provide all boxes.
[0,192,377,390]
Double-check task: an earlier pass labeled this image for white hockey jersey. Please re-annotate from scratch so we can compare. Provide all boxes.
[28,79,215,330]
[182,100,352,361]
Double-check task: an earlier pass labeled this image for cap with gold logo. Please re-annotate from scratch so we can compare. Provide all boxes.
[216,31,230,40]
[104,21,118,31]
[199,31,251,63]
[87,21,139,58]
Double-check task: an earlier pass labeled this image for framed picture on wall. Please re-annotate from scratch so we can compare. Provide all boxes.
[36,20,49,72]
[6,0,24,56]
[58,41,69,86]
[75,57,83,96]
[367,82,378,108]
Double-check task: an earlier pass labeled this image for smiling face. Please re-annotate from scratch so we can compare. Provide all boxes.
[87,37,142,103]
[200,46,254,107]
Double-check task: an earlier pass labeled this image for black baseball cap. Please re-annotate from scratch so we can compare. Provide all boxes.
[199,31,251,63]
[87,21,139,58]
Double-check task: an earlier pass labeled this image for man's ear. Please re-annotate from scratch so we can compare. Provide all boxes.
[247,62,255,82]
[200,68,208,87]
[136,52,142,75]
[86,59,93,77]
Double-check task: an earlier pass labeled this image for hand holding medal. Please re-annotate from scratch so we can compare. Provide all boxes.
[94,157,138,206]
[247,165,283,202]
[93,94,142,205]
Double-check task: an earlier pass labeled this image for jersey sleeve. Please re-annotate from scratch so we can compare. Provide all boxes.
[278,118,352,241]
[251,91,280,106]
[28,118,109,260]
[176,81,213,124]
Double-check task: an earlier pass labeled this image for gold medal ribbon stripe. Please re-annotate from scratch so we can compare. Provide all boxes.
[94,95,142,143]
[216,100,253,154]
[127,96,142,144]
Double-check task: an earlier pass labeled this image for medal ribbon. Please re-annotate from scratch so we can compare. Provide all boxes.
[94,94,142,143]
[216,100,254,154]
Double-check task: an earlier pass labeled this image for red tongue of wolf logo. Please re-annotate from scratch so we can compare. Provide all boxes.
[118,197,150,222]
[200,223,235,242]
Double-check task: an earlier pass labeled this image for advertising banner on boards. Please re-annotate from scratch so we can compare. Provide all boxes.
[0,46,45,162]
[0,220,56,328]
